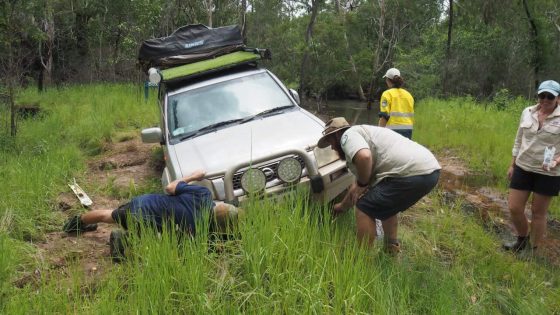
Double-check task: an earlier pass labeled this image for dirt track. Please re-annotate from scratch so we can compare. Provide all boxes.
[20,137,560,288]
[26,138,161,287]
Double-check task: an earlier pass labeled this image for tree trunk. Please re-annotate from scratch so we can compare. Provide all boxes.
[299,0,321,105]
[39,1,55,90]
[522,0,540,91]
[8,83,16,137]
[442,0,453,96]
[343,31,365,101]
[240,0,247,44]
[366,0,386,110]
[205,0,213,27]
[75,11,90,57]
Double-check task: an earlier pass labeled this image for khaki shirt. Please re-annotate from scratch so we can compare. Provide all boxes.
[513,104,560,176]
[341,126,441,185]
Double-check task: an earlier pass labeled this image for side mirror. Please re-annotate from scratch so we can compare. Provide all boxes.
[289,89,300,105]
[141,127,163,143]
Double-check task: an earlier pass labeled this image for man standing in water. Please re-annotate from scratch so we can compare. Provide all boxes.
[317,117,440,253]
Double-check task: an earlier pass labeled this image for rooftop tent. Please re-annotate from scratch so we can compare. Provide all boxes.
[138,24,244,72]
[160,51,261,82]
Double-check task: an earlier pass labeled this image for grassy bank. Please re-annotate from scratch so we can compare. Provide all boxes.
[3,192,559,313]
[414,97,525,184]
[1,86,559,313]
[414,97,560,217]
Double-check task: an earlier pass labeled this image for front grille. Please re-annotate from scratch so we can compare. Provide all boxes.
[232,155,306,191]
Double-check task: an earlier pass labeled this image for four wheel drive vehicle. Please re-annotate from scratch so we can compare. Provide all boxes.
[139,26,353,204]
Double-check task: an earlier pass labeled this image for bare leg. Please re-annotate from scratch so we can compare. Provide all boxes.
[529,193,552,248]
[81,210,115,225]
[381,215,398,242]
[355,208,377,247]
[508,189,531,236]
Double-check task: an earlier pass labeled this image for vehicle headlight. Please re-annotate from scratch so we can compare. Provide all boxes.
[313,146,339,168]
[240,168,266,193]
[277,157,302,183]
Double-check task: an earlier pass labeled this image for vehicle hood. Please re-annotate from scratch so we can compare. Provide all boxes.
[170,109,324,176]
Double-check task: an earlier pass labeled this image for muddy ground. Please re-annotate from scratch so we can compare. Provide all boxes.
[19,138,161,288]
[18,137,560,288]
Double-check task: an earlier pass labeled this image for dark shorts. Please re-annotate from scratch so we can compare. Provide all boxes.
[391,129,412,139]
[509,164,560,196]
[356,170,440,221]
[111,203,136,230]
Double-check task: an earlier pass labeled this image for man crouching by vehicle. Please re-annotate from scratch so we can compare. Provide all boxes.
[317,117,440,254]
[63,170,242,257]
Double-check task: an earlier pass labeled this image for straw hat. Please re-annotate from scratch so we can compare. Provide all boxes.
[317,117,351,148]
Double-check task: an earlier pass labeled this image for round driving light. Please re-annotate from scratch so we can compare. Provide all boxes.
[277,157,303,183]
[240,168,266,193]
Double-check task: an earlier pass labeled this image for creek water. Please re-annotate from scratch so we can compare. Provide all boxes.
[302,99,560,263]
[302,99,379,125]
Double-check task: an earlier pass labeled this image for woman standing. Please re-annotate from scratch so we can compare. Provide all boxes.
[504,80,560,252]
[378,68,414,139]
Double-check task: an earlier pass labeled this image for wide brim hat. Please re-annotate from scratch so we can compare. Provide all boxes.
[317,117,351,148]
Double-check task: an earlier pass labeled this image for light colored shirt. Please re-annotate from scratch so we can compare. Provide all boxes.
[379,88,414,130]
[341,126,441,185]
[512,104,560,176]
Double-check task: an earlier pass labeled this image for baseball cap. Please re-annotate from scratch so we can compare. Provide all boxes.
[383,68,401,80]
[537,80,560,97]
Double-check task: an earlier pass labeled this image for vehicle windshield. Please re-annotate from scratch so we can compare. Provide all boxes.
[167,72,295,139]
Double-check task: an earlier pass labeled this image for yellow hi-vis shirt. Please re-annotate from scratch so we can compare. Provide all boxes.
[379,88,414,130]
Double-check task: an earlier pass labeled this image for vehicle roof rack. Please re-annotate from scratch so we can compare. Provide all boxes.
[160,50,266,83]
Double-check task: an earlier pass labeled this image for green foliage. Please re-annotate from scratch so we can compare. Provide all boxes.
[2,0,560,101]
[492,88,513,111]
[3,191,560,313]
[415,97,521,181]
[0,84,157,239]
[414,96,560,216]
[1,84,559,313]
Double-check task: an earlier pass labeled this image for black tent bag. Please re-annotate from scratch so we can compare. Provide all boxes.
[138,24,244,72]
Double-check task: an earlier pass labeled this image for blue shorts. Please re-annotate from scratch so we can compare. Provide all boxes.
[509,164,560,196]
[111,203,136,230]
[356,170,440,221]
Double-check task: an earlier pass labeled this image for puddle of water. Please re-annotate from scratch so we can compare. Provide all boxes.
[302,99,378,126]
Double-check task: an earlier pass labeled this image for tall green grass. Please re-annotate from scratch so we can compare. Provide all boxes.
[414,97,526,183]
[1,86,559,313]
[3,190,559,313]
[414,97,560,217]
[0,84,157,239]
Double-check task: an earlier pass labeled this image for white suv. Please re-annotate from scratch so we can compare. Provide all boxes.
[141,63,353,204]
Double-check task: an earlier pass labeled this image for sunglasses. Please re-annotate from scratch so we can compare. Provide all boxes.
[538,93,556,100]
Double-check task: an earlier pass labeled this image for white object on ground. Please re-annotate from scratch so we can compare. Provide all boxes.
[68,178,93,207]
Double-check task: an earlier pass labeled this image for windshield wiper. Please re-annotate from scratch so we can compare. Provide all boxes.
[241,105,296,123]
[179,118,244,141]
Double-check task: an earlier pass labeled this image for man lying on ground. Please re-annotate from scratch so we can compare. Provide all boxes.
[63,170,241,239]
